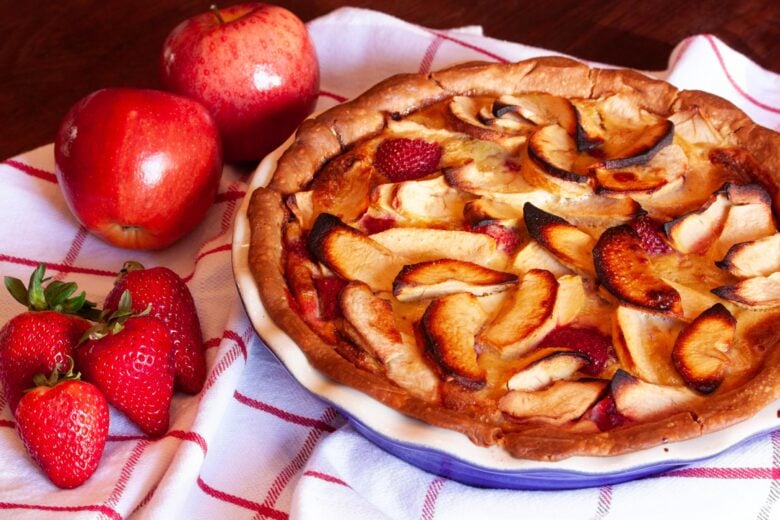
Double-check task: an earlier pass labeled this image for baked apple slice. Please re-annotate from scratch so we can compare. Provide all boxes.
[478,270,584,358]
[444,159,535,194]
[711,272,780,309]
[307,213,403,291]
[340,282,440,401]
[369,227,506,269]
[511,240,572,277]
[392,259,518,302]
[492,94,578,135]
[524,124,597,197]
[310,152,373,223]
[421,292,488,389]
[523,203,596,276]
[613,305,684,385]
[672,303,736,394]
[390,175,470,224]
[664,190,730,254]
[506,350,590,392]
[593,224,682,316]
[448,95,531,140]
[594,143,687,197]
[716,233,780,278]
[710,183,776,259]
[610,370,702,421]
[599,120,674,170]
[499,379,607,425]
[668,107,723,145]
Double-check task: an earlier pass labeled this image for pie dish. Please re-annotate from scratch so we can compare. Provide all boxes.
[244,56,780,461]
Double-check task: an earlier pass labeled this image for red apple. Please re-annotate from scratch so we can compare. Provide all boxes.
[160,3,320,163]
[54,88,223,250]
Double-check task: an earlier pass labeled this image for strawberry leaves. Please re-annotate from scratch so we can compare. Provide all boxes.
[4,263,100,320]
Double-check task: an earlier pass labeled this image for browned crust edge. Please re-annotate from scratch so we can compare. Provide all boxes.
[248,56,780,461]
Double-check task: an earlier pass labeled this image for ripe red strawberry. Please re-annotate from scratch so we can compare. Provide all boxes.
[374,138,442,182]
[628,215,672,256]
[0,264,97,413]
[77,292,175,437]
[536,325,614,376]
[103,262,205,394]
[15,359,109,488]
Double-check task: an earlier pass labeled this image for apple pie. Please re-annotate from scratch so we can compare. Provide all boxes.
[246,57,780,460]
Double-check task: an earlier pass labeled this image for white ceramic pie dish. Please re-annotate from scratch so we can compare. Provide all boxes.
[231,138,780,489]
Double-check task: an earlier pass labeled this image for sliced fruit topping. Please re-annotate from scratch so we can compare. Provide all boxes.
[499,379,607,425]
[599,120,674,170]
[594,143,686,197]
[716,233,780,278]
[374,138,442,182]
[340,282,439,401]
[594,224,682,315]
[627,215,673,256]
[668,108,722,145]
[613,305,683,385]
[525,124,596,195]
[358,214,396,234]
[312,276,348,321]
[389,175,470,224]
[710,183,776,259]
[492,94,578,135]
[664,190,730,254]
[610,369,702,421]
[523,203,596,275]
[448,96,530,139]
[421,292,488,389]
[286,191,315,229]
[506,350,590,391]
[711,272,780,309]
[392,259,518,303]
[587,394,630,431]
[478,271,584,358]
[310,152,372,223]
[536,325,614,377]
[369,227,505,270]
[444,158,534,194]
[307,213,403,291]
[511,240,572,277]
[470,221,522,253]
[672,303,736,394]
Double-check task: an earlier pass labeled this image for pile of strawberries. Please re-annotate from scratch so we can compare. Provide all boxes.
[0,262,205,488]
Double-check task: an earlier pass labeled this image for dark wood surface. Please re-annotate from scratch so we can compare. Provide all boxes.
[2,0,778,161]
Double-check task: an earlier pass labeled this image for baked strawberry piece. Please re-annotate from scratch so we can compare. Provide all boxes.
[374,138,442,182]
[628,215,672,256]
[536,325,614,376]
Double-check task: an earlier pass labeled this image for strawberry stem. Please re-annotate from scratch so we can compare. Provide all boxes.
[29,356,81,390]
[3,264,100,319]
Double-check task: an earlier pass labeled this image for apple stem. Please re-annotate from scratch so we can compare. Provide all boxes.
[209,4,225,24]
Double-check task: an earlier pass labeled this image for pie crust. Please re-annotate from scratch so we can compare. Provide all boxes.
[246,57,780,460]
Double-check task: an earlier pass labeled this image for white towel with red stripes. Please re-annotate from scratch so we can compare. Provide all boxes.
[1,7,779,520]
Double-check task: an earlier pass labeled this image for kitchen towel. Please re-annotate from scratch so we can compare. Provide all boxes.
[1,7,779,520]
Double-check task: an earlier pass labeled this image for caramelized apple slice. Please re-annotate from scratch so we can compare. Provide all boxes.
[421,292,488,389]
[613,306,684,385]
[711,183,776,259]
[310,152,372,224]
[369,227,506,269]
[610,370,702,421]
[444,159,535,194]
[478,271,584,358]
[716,233,780,278]
[392,259,518,302]
[286,191,316,229]
[672,303,736,394]
[340,282,440,401]
[594,143,687,197]
[524,125,596,196]
[524,203,596,276]
[448,96,531,139]
[664,191,730,254]
[307,213,403,291]
[506,350,591,391]
[600,120,674,170]
[492,94,578,135]
[593,225,682,316]
[391,176,470,224]
[499,380,607,425]
[668,108,723,145]
[511,240,572,277]
[711,272,780,309]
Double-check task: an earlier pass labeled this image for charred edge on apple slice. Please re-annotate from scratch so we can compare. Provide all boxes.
[523,202,570,239]
[306,213,355,264]
[527,139,592,184]
[574,109,603,152]
[719,181,773,206]
[593,225,681,313]
[602,120,674,170]
[492,99,519,119]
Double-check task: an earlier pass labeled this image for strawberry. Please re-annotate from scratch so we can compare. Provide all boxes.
[0,264,97,413]
[15,358,109,488]
[374,138,442,182]
[312,276,347,320]
[628,215,672,256]
[77,292,175,436]
[536,325,614,376]
[103,262,205,394]
[587,394,630,432]
[470,221,522,253]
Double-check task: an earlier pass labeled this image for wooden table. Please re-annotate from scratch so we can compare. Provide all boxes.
[2,0,778,160]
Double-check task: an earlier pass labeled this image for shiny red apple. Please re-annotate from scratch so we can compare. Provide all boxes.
[160,3,320,163]
[54,88,223,250]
